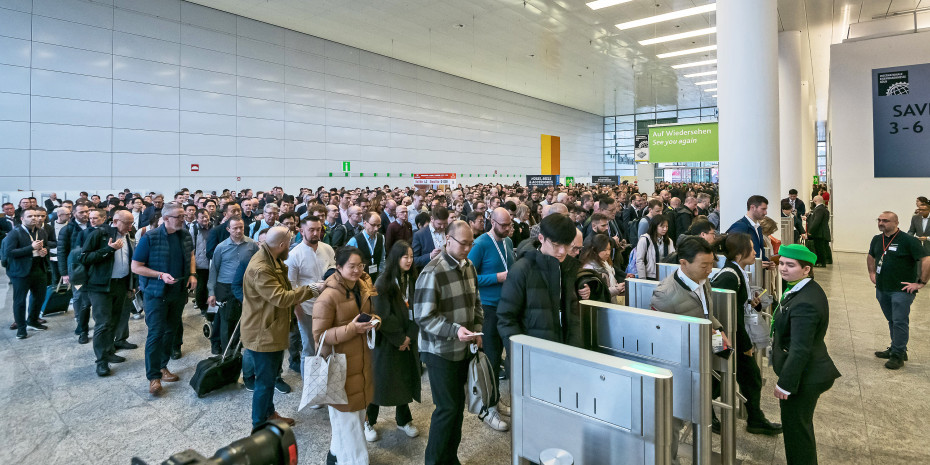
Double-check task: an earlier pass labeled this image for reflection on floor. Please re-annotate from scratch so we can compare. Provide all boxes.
[0,251,927,464]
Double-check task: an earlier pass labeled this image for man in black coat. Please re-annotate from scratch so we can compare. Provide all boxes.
[806,196,831,266]
[1,207,50,339]
[80,210,136,376]
[674,197,697,241]
[782,189,806,217]
[497,214,580,345]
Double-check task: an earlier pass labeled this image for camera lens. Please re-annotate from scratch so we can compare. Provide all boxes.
[208,420,297,465]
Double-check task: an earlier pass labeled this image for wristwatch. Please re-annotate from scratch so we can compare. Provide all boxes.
[918,279,926,285]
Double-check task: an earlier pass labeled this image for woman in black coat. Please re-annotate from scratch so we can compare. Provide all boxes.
[366,241,421,441]
[711,233,782,435]
[772,244,841,465]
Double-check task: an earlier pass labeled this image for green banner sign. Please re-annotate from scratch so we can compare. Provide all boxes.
[648,122,718,163]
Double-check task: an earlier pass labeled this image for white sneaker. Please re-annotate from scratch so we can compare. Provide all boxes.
[496,401,511,417]
[482,407,509,432]
[364,421,379,442]
[397,422,419,438]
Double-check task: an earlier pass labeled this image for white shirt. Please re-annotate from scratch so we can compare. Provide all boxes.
[284,241,335,315]
[676,268,709,316]
[430,224,446,249]
[922,216,929,235]
[132,210,141,228]
[111,233,131,279]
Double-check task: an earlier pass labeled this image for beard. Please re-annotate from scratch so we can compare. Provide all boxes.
[308,239,319,245]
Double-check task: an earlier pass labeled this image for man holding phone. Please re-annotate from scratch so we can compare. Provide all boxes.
[414,220,483,465]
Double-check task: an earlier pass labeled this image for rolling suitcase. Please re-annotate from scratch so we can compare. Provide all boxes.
[189,321,242,398]
[40,280,72,316]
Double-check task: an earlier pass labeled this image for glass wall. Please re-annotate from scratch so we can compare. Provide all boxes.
[816,121,827,182]
[603,106,719,177]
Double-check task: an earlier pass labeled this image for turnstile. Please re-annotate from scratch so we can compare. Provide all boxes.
[581,290,740,465]
[780,216,796,246]
[511,335,674,465]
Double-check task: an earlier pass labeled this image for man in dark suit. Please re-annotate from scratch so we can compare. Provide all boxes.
[379,199,397,236]
[782,189,806,217]
[907,201,930,254]
[44,193,63,213]
[1,207,50,339]
[726,195,775,270]
[139,195,164,228]
[806,196,831,267]
[781,200,804,244]
[412,206,450,269]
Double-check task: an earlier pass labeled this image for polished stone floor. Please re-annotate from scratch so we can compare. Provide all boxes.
[0,251,927,464]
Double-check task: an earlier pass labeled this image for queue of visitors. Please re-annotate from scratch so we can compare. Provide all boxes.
[5,180,925,465]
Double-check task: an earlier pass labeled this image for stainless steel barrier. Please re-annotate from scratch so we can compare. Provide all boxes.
[780,216,795,246]
[510,335,674,465]
[711,288,739,465]
[579,301,714,465]
[624,278,660,310]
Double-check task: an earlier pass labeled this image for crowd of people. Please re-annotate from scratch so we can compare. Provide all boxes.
[1,180,926,465]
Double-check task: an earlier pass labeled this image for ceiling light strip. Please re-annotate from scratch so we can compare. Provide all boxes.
[616,3,717,31]
[657,45,717,59]
[684,70,718,77]
[639,27,717,46]
[694,80,717,85]
[704,88,718,92]
[586,0,633,10]
[671,59,717,69]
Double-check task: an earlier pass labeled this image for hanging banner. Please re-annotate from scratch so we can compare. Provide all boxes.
[634,134,650,162]
[648,122,718,163]
[592,175,619,186]
[414,173,456,190]
[526,175,559,188]
[872,63,930,177]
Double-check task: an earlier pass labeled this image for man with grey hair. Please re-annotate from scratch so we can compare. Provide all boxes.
[529,202,568,240]
[242,226,318,427]
[81,210,136,377]
[248,203,279,240]
[48,206,71,284]
[326,205,362,249]
[132,203,196,396]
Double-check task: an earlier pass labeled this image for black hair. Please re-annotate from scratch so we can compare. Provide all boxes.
[538,213,577,245]
[466,211,483,223]
[647,214,671,248]
[299,215,321,227]
[722,233,754,262]
[278,212,299,224]
[677,236,714,263]
[686,220,715,236]
[375,241,417,298]
[788,189,798,195]
[579,233,612,266]
[431,206,449,220]
[415,212,430,228]
[781,200,792,210]
[503,201,517,212]
[747,195,768,210]
[335,246,362,267]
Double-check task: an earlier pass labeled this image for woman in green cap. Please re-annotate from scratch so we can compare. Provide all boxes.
[771,243,841,465]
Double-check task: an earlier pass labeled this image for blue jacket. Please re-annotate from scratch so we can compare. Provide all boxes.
[467,232,514,307]
[411,226,438,268]
[136,225,193,298]
[726,216,768,260]
[1,226,49,278]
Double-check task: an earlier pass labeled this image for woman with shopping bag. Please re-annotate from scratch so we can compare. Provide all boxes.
[312,246,380,465]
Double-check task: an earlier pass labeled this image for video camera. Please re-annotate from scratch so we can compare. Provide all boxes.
[131,419,297,465]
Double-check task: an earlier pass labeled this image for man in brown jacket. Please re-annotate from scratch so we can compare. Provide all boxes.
[241,226,317,428]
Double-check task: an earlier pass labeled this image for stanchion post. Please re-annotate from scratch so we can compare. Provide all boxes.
[711,288,738,465]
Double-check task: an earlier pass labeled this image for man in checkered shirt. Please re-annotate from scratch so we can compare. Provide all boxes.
[414,219,484,465]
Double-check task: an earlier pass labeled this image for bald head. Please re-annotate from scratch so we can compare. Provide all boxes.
[813,195,824,205]
[265,225,292,248]
[490,207,511,224]
[543,203,568,218]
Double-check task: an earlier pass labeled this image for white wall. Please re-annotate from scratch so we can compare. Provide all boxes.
[828,30,930,252]
[0,0,602,195]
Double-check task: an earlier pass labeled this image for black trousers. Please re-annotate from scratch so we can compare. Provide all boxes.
[195,268,209,311]
[287,312,301,371]
[735,351,766,423]
[423,352,470,465]
[780,380,834,465]
[11,264,47,332]
[808,238,829,265]
[210,283,242,352]
[366,402,413,427]
[88,278,128,365]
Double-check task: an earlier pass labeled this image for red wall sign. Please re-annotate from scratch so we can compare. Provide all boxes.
[191,164,200,172]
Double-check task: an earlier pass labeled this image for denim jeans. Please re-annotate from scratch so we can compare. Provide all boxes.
[876,289,916,355]
[143,285,187,380]
[242,348,283,381]
[248,349,284,428]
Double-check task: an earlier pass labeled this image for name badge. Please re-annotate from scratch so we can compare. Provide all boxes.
[888,245,898,252]
[368,264,378,274]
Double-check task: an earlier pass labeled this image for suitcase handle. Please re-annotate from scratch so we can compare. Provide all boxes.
[221,319,242,361]
[55,278,71,293]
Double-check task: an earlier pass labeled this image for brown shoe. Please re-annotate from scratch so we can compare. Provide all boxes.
[160,368,179,382]
[269,411,296,426]
[149,379,163,396]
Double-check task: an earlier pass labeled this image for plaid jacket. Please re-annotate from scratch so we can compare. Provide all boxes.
[414,250,483,361]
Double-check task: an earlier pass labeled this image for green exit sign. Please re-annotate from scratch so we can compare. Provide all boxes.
[342,161,351,172]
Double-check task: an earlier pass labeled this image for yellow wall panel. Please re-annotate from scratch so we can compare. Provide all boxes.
[541,134,560,175]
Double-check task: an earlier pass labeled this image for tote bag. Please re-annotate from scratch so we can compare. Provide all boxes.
[299,329,348,411]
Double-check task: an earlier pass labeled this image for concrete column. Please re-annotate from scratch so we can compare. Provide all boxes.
[801,82,817,203]
[717,0,781,229]
[779,31,803,199]
[636,163,655,196]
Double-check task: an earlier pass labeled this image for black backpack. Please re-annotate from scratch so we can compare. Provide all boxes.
[575,269,612,304]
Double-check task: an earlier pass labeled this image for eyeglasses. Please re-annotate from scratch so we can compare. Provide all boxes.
[448,236,474,248]
[164,215,183,220]
[491,219,513,228]
[877,219,893,223]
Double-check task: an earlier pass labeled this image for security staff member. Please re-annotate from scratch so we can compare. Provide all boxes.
[772,244,841,465]
[1,207,50,339]
[346,212,385,283]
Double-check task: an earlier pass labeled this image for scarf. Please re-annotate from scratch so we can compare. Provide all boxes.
[345,281,362,311]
